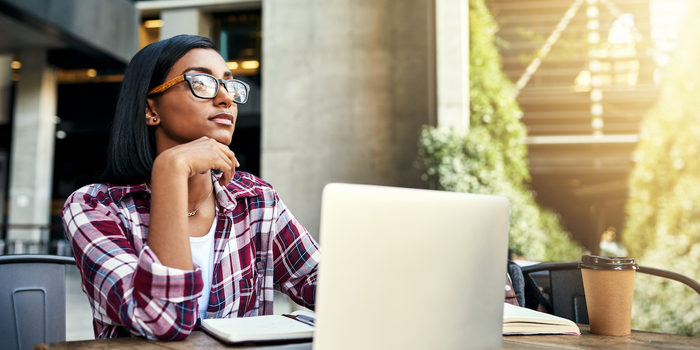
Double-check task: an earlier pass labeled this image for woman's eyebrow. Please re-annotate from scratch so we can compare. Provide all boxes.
[182,67,234,78]
[182,66,212,74]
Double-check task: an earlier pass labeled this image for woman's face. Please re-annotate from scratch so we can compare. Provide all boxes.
[147,48,237,151]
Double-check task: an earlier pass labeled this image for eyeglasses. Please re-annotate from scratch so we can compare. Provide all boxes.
[148,73,250,104]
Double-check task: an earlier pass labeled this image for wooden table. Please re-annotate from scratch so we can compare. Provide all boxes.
[34,332,313,350]
[501,325,700,349]
[36,325,700,350]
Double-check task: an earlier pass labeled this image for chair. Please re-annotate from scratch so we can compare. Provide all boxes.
[0,255,76,350]
[520,262,700,324]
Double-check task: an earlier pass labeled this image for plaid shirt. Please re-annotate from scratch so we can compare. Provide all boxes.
[62,172,320,340]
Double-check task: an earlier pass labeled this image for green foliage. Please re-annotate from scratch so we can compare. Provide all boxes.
[416,0,583,262]
[624,1,700,336]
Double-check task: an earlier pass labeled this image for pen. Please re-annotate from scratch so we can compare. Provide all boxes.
[282,313,315,327]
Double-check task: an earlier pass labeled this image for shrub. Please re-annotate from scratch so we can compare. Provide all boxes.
[624,1,700,335]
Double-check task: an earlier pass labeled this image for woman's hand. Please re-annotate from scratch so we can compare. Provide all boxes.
[154,136,240,186]
[147,137,239,271]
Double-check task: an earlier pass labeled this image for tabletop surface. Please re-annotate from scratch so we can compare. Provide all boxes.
[501,325,700,350]
[35,325,700,350]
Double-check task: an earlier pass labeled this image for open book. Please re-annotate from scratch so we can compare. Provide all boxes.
[503,303,580,335]
[201,310,315,344]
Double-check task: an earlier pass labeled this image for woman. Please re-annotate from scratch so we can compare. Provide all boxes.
[61,35,320,340]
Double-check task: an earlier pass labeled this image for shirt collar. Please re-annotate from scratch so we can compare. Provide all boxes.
[108,171,263,211]
[107,182,150,203]
[214,171,264,212]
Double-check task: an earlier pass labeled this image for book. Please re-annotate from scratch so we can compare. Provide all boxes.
[503,303,581,335]
[201,310,315,344]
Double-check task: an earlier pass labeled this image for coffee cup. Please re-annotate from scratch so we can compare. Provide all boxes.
[579,255,638,336]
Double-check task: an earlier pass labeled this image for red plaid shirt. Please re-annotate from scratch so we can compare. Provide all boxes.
[61,172,320,340]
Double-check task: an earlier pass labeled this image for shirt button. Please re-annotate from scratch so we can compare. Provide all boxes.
[505,285,512,292]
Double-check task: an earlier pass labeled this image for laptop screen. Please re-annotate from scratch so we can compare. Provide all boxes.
[313,183,510,350]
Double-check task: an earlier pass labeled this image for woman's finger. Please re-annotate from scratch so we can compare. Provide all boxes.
[163,137,239,184]
[214,142,238,183]
[215,143,238,166]
[216,151,234,186]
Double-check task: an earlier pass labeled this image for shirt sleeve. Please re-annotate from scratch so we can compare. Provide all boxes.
[61,188,203,340]
[271,195,321,309]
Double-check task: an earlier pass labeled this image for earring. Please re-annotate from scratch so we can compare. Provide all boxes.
[152,117,157,123]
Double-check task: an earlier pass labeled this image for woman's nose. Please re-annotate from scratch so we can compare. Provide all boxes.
[216,82,234,106]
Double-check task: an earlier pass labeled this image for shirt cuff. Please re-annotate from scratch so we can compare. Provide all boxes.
[133,246,203,303]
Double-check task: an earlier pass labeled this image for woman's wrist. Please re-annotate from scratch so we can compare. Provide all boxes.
[152,150,190,181]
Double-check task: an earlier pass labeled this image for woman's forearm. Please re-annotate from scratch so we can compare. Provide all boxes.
[62,186,200,340]
[148,155,194,270]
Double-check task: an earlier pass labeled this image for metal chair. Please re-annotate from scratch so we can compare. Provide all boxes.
[521,262,700,324]
[0,255,76,350]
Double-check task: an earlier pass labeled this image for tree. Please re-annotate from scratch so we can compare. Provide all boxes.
[623,1,700,336]
[417,0,582,262]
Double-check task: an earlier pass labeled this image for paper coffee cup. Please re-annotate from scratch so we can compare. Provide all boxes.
[579,255,638,336]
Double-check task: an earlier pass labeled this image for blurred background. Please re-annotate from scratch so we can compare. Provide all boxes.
[488,0,685,258]
[0,0,698,339]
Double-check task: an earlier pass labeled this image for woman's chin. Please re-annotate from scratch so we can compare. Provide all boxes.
[211,131,234,146]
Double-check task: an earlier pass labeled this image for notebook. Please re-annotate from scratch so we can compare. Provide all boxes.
[312,183,510,350]
[201,309,315,344]
[502,303,580,335]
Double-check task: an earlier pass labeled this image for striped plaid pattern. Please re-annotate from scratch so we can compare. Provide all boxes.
[62,172,320,340]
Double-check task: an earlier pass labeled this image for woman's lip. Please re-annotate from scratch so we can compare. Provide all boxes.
[210,113,234,125]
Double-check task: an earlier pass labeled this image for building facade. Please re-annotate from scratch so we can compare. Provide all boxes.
[1,0,469,250]
[2,0,676,256]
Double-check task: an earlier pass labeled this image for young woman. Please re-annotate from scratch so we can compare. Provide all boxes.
[61,35,320,340]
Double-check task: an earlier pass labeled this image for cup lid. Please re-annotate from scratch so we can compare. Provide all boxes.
[578,255,639,270]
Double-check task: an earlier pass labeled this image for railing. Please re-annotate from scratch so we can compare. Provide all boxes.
[0,223,71,256]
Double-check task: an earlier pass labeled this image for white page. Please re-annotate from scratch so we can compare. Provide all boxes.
[202,314,314,343]
[503,303,575,325]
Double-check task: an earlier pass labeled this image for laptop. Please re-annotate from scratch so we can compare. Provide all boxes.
[312,183,510,350]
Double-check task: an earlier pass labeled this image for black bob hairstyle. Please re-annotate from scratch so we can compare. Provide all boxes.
[102,35,216,184]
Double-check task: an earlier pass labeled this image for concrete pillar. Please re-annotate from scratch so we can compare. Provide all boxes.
[435,0,469,131]
[0,55,12,124]
[262,0,433,240]
[0,55,12,230]
[160,8,212,40]
[7,50,57,244]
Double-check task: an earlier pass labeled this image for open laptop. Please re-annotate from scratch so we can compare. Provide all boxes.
[312,183,510,350]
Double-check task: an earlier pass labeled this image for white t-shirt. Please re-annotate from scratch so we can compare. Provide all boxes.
[190,217,216,320]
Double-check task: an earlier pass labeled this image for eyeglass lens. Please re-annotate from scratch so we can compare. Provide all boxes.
[227,81,248,104]
[189,75,249,103]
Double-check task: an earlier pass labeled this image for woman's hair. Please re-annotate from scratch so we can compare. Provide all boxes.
[101,35,216,184]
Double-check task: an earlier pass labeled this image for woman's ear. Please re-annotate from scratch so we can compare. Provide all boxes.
[145,98,160,126]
